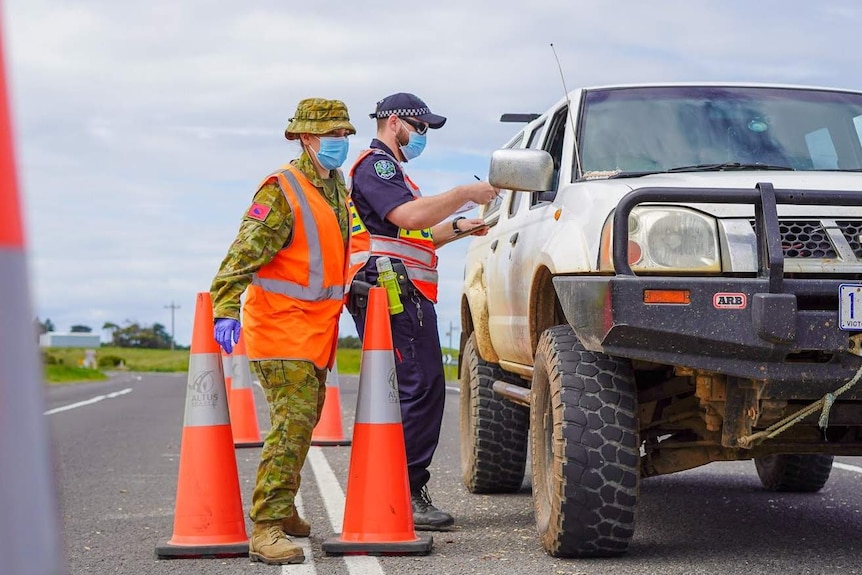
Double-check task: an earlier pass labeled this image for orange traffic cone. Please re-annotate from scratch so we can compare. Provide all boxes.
[156,292,249,559]
[323,287,433,555]
[0,18,66,573]
[229,332,264,448]
[221,349,234,413]
[311,363,351,446]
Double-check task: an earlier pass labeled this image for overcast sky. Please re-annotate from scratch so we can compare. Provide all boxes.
[5,0,862,346]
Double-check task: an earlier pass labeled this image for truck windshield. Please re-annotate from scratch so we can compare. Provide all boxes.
[579,86,862,179]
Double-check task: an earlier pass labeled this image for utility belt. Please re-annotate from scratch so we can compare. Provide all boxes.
[346,260,420,316]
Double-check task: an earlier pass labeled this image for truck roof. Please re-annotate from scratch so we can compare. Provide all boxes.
[535,81,862,117]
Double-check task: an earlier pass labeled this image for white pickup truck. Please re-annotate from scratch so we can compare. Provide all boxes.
[459,83,862,557]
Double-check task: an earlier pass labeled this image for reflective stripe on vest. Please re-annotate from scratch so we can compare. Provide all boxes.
[251,169,344,302]
[368,235,438,285]
[350,250,370,268]
[369,235,436,267]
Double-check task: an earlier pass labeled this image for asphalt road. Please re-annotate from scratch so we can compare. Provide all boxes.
[45,371,862,575]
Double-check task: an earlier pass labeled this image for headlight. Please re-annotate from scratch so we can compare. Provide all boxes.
[599,207,721,272]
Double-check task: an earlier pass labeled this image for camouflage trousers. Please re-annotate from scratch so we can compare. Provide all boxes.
[248,359,327,522]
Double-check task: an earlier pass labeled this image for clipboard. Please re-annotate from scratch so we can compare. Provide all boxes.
[436,222,489,248]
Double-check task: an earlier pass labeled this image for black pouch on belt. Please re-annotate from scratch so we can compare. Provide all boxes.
[347,279,373,316]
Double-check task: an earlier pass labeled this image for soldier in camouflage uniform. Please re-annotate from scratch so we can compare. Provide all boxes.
[210,98,355,565]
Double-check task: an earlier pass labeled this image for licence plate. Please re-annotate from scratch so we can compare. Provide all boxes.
[839,283,862,330]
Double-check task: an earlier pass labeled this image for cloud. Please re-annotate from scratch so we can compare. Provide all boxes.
[5,0,862,345]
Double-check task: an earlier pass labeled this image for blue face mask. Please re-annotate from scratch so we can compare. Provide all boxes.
[314,136,349,170]
[399,125,427,161]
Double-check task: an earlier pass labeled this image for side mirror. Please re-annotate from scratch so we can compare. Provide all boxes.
[488,149,555,192]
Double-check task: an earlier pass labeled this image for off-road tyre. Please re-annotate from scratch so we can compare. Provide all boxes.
[530,325,639,557]
[460,333,529,493]
[754,454,834,492]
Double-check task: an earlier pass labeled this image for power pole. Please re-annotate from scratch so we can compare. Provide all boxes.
[164,301,180,350]
[446,320,454,352]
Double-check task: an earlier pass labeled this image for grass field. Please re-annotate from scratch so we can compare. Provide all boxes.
[42,346,459,383]
[44,365,109,383]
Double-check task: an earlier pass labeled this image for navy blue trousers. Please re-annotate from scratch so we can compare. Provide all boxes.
[353,291,446,493]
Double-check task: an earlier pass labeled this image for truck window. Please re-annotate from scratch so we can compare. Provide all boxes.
[526,120,546,148]
[508,121,549,218]
[531,108,566,207]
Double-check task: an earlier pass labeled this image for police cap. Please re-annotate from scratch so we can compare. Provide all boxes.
[369,93,447,129]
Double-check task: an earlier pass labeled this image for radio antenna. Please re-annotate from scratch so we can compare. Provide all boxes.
[550,43,583,178]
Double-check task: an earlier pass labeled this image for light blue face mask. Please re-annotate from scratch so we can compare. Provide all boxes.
[399,125,427,161]
[314,136,349,170]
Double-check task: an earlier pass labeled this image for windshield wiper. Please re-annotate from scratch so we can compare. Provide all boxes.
[606,170,664,179]
[603,162,794,179]
[665,162,794,172]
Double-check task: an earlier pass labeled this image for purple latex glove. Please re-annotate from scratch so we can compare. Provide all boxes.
[214,318,241,354]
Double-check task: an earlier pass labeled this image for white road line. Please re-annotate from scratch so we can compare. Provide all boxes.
[307,447,385,575]
[284,491,317,575]
[834,462,862,474]
[43,388,133,415]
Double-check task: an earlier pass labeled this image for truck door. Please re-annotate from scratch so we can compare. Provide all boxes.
[484,187,526,363]
[484,113,563,365]
[504,107,568,365]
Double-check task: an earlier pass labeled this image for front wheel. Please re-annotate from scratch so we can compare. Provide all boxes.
[754,454,834,492]
[530,325,639,558]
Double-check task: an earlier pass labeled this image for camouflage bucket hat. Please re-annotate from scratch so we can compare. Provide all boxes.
[285,98,357,140]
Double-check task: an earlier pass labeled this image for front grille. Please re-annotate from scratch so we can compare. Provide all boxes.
[750,220,836,258]
[836,221,862,258]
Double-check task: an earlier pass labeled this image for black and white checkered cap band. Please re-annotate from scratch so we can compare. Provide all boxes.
[373,107,430,118]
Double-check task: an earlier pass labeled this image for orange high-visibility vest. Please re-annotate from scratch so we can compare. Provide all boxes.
[346,148,439,302]
[243,165,348,370]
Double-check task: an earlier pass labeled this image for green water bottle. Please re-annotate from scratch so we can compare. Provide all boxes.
[376,256,404,315]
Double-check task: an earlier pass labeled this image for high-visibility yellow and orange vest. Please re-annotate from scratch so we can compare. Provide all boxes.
[242,164,348,370]
[346,148,439,303]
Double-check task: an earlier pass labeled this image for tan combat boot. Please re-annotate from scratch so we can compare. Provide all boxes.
[249,520,304,565]
[281,505,311,537]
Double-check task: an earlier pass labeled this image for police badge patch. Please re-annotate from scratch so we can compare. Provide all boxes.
[374,159,397,180]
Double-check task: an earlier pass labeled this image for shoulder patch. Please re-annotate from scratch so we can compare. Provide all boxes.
[247,202,272,221]
[374,159,397,180]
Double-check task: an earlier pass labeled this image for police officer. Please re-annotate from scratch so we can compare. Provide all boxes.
[347,92,498,530]
[210,98,355,565]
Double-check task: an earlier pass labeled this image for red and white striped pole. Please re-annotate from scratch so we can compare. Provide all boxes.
[0,7,67,574]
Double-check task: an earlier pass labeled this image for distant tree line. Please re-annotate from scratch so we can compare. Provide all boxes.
[338,335,361,349]
[102,321,179,349]
[35,318,91,334]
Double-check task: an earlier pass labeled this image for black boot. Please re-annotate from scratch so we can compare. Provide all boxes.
[411,485,454,531]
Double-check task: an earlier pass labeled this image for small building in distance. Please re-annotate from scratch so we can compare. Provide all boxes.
[39,333,101,349]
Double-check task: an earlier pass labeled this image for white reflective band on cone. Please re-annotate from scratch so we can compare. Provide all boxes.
[183,353,231,427]
[0,252,66,575]
[355,349,402,424]
[232,354,252,390]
